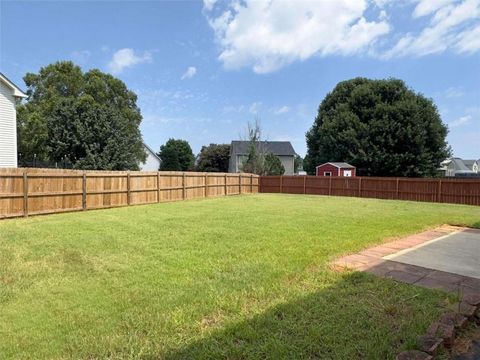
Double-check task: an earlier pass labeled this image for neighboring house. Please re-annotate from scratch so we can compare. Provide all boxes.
[139,143,161,171]
[440,158,480,177]
[229,140,296,175]
[0,73,27,168]
[316,162,356,177]
[463,159,479,173]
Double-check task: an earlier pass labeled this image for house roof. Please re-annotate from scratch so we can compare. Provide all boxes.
[143,143,161,161]
[0,73,28,98]
[230,141,296,156]
[447,158,473,171]
[463,160,478,168]
[316,162,355,169]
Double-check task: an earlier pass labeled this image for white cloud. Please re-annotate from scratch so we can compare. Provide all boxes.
[450,115,472,128]
[70,50,91,64]
[181,66,197,80]
[455,24,480,53]
[249,101,262,114]
[107,48,152,74]
[203,0,217,11]
[384,0,480,58]
[274,106,290,115]
[204,0,480,71]
[413,0,456,18]
[204,0,390,73]
[444,86,465,98]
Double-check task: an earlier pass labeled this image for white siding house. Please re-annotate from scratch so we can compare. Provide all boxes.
[139,143,161,171]
[0,73,27,168]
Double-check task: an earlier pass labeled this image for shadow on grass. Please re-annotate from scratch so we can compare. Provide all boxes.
[162,272,450,360]
[471,221,480,229]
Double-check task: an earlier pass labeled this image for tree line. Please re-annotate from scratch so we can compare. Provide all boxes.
[16,61,450,177]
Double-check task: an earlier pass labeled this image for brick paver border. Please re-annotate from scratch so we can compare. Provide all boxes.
[332,225,480,359]
[332,225,480,295]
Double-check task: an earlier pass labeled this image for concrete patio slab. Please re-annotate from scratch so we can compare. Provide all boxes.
[384,230,480,280]
[332,226,480,293]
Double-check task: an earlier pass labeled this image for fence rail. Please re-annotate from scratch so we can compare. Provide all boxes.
[0,168,259,219]
[259,176,480,206]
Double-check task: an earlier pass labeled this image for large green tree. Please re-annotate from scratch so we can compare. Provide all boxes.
[304,78,450,177]
[196,144,230,172]
[17,61,146,169]
[158,139,195,171]
[264,153,285,175]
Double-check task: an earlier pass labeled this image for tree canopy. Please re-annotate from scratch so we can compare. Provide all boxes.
[158,139,195,171]
[196,144,230,172]
[264,153,285,175]
[17,61,146,170]
[304,78,450,177]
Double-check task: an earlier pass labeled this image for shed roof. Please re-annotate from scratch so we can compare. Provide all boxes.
[316,162,355,169]
[230,141,296,156]
[0,73,27,98]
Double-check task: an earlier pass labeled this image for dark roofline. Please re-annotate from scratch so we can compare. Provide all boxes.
[230,140,296,156]
[0,72,28,98]
[143,143,161,161]
[316,162,355,169]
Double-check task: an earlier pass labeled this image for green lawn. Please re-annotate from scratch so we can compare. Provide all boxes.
[1,194,479,359]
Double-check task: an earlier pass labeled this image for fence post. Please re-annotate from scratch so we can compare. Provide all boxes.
[250,174,253,193]
[23,171,28,217]
[82,172,87,210]
[157,172,161,203]
[437,179,442,203]
[280,176,283,193]
[303,175,306,194]
[358,177,362,197]
[224,173,228,196]
[182,172,186,200]
[328,176,332,196]
[239,174,242,194]
[127,172,131,205]
[396,178,399,199]
[205,173,208,198]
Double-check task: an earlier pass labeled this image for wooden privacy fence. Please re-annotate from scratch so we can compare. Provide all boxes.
[0,168,259,219]
[260,176,480,206]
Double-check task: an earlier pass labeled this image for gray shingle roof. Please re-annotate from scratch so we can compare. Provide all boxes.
[230,141,296,156]
[463,160,478,168]
[449,158,471,171]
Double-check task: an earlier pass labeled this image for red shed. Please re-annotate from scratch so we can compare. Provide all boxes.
[316,162,356,177]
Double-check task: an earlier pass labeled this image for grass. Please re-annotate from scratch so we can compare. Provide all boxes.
[1,194,479,359]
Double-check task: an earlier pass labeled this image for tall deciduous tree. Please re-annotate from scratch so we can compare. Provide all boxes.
[304,78,450,177]
[17,61,146,169]
[196,144,230,172]
[241,120,266,175]
[158,139,195,171]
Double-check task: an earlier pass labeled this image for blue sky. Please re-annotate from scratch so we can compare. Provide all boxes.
[1,0,479,158]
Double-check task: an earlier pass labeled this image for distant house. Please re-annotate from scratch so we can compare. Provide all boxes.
[440,158,480,177]
[139,143,161,171]
[463,159,479,173]
[229,141,296,175]
[316,162,356,177]
[0,73,27,168]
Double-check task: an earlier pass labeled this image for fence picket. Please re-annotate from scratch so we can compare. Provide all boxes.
[0,169,258,219]
[259,175,480,206]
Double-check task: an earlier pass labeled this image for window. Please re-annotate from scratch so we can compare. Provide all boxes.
[324,171,332,176]
[344,170,352,177]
